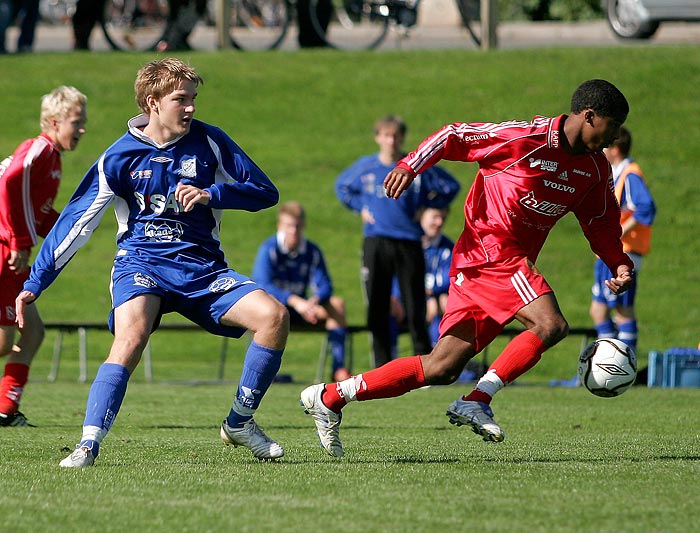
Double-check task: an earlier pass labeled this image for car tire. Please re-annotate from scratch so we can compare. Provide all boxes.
[605,0,660,39]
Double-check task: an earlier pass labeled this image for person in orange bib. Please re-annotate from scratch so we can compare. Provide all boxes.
[589,126,656,353]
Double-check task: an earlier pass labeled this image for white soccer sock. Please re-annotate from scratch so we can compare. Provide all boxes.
[336,374,362,402]
[81,425,107,444]
[475,369,505,398]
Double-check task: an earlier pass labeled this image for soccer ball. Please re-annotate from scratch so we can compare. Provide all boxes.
[578,339,637,398]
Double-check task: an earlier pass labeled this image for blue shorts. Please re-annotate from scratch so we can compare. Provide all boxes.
[108,251,259,338]
[591,254,641,308]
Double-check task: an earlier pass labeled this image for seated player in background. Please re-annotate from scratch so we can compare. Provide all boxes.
[253,201,350,381]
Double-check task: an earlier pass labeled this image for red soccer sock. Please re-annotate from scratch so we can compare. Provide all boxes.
[463,389,493,404]
[488,330,547,382]
[0,362,30,415]
[321,356,426,412]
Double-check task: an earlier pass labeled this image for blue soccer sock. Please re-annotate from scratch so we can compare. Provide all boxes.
[327,328,346,373]
[78,363,130,458]
[595,318,618,339]
[226,342,283,428]
[618,320,638,353]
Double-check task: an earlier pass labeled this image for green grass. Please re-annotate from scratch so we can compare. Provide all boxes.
[1,45,700,532]
[2,382,699,532]
[2,46,699,379]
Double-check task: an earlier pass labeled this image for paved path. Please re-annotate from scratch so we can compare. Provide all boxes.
[5,18,700,53]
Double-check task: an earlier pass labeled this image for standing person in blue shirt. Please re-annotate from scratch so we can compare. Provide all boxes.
[15,57,289,467]
[335,115,460,368]
[253,201,350,381]
[589,126,655,353]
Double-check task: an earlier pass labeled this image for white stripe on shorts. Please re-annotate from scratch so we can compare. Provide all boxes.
[511,270,538,305]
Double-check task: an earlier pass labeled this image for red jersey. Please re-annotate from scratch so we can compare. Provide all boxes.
[0,133,62,251]
[398,115,633,275]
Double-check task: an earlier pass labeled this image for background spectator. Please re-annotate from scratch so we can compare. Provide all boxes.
[253,201,350,381]
[335,115,460,368]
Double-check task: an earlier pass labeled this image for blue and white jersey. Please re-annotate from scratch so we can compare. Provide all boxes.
[423,233,454,297]
[24,115,279,298]
[252,232,333,305]
[391,233,454,299]
[335,154,460,241]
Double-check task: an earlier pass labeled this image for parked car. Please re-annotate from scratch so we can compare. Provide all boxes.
[603,0,700,39]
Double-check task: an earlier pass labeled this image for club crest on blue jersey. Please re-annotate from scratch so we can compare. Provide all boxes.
[178,158,197,178]
[209,277,237,293]
[133,273,158,288]
[144,221,183,242]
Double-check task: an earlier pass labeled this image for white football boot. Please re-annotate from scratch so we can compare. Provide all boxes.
[220,418,284,460]
[59,445,96,468]
[299,383,343,457]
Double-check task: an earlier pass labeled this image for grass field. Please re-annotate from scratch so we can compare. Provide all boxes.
[2,382,700,532]
[1,45,699,531]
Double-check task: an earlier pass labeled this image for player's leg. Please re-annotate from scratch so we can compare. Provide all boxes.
[363,237,394,367]
[451,258,565,441]
[395,240,432,355]
[300,327,474,456]
[614,304,637,352]
[463,293,567,403]
[0,303,43,426]
[320,296,350,380]
[0,263,43,426]
[60,294,160,467]
[218,289,288,459]
[426,296,441,346]
[590,258,618,339]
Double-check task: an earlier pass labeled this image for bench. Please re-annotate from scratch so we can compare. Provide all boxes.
[44,321,596,384]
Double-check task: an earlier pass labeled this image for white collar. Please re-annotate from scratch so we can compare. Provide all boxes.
[277,231,307,257]
[127,114,187,150]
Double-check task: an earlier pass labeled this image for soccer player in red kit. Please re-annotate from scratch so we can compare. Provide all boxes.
[0,86,87,426]
[300,79,635,456]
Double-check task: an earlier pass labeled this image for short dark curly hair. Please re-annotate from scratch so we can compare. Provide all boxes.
[570,79,628,123]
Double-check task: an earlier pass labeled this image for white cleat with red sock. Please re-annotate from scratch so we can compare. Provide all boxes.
[300,383,344,457]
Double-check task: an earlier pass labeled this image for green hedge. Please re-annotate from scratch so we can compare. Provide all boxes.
[498,0,603,21]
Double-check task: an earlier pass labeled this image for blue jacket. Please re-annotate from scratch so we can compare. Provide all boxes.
[335,154,460,241]
[252,233,333,304]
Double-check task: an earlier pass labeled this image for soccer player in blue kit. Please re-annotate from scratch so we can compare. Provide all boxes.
[15,58,289,466]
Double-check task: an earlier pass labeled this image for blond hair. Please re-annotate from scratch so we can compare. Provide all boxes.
[278,201,305,223]
[134,57,204,114]
[40,86,87,132]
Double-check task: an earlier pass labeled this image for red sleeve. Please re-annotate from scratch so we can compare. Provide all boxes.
[574,165,634,273]
[398,122,496,174]
[0,138,53,250]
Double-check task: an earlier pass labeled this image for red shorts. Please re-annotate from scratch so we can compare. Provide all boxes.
[438,255,552,353]
[0,242,28,326]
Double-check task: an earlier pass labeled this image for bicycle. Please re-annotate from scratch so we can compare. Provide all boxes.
[308,0,481,50]
[97,0,480,51]
[100,0,290,51]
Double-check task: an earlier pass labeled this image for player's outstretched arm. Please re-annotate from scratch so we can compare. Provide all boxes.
[15,290,37,329]
[384,167,416,200]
